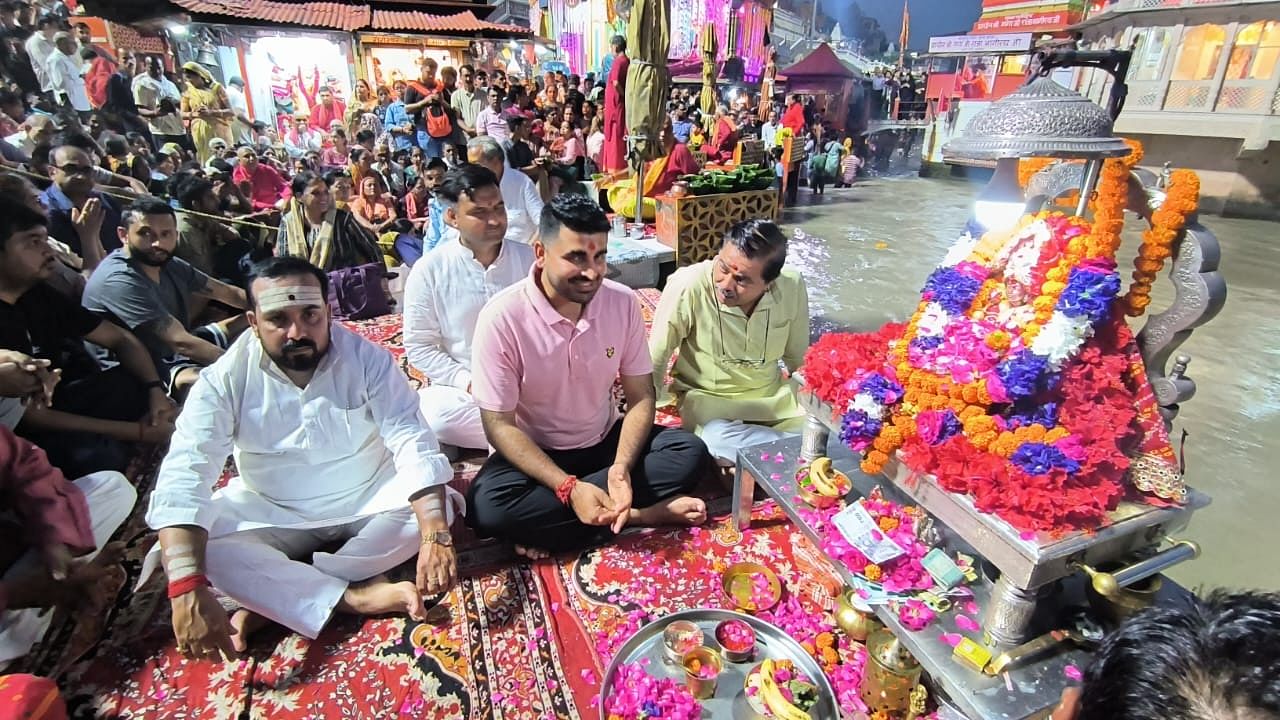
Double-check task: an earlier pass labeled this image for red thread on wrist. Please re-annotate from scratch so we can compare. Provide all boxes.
[167,574,210,599]
[555,475,578,506]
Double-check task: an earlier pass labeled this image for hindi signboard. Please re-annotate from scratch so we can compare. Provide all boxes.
[927,33,1034,55]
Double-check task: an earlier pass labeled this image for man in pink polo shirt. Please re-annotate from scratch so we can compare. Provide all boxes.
[466,194,711,557]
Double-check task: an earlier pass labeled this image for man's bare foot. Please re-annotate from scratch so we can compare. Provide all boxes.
[337,576,426,622]
[229,608,271,653]
[514,545,551,560]
[630,496,708,527]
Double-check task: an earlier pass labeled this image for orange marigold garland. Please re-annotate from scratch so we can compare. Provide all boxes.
[1123,168,1200,317]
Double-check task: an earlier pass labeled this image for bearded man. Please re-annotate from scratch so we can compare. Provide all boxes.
[82,197,248,398]
[140,256,460,660]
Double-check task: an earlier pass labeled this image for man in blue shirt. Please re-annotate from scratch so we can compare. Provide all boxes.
[383,91,416,154]
[41,136,122,259]
[670,106,693,145]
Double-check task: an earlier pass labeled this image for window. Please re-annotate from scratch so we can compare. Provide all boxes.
[1226,21,1280,81]
[1128,27,1174,82]
[1172,24,1227,81]
[1000,54,1028,76]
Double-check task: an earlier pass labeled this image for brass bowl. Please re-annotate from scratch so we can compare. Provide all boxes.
[682,646,723,699]
[1086,572,1163,626]
[835,589,881,642]
[795,466,852,508]
[722,562,783,614]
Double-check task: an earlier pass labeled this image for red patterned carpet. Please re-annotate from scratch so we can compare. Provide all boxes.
[18,289,846,719]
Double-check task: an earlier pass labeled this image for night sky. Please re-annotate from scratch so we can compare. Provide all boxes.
[821,0,985,49]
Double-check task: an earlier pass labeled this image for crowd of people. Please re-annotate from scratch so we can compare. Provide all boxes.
[1,8,1278,720]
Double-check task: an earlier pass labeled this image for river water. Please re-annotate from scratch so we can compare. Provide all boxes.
[776,173,1280,591]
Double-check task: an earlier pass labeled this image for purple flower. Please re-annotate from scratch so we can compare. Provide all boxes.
[859,373,905,405]
[909,335,943,354]
[1010,442,1082,475]
[840,409,883,450]
[917,410,963,446]
[996,351,1049,400]
[922,267,984,315]
[1006,402,1058,429]
[1057,268,1121,324]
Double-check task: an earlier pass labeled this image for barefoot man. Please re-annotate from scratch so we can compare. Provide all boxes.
[142,257,460,660]
[466,194,712,558]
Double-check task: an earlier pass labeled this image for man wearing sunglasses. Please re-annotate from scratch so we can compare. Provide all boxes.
[40,135,123,265]
[648,219,810,465]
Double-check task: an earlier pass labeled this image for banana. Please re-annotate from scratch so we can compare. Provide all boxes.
[758,659,811,720]
[807,457,836,496]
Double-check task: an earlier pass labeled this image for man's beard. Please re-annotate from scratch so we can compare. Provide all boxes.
[270,338,327,371]
[133,249,171,267]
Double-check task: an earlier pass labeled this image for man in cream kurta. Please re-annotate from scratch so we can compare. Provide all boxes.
[649,220,810,464]
[403,164,533,450]
[144,257,459,660]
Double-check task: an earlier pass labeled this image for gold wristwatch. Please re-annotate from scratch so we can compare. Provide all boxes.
[422,531,453,547]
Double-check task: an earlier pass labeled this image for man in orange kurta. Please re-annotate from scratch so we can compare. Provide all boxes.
[602,35,630,172]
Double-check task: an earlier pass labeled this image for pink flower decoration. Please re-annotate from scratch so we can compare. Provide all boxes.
[1064,664,1083,682]
[955,614,981,632]
[898,599,936,631]
[940,633,963,647]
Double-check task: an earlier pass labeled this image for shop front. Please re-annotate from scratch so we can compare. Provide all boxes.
[357,34,469,89]
[174,25,357,134]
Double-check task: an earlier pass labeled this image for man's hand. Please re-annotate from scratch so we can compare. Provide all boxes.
[568,482,619,528]
[145,387,177,427]
[606,464,633,534]
[416,534,457,597]
[0,351,50,399]
[41,542,73,581]
[171,585,237,662]
[71,197,104,240]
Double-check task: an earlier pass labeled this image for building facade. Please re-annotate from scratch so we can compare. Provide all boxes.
[1074,0,1280,217]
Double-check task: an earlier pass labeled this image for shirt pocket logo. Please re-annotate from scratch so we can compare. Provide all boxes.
[606,346,615,358]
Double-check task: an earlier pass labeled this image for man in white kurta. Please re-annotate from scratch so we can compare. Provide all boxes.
[143,257,460,660]
[467,135,544,245]
[403,164,534,450]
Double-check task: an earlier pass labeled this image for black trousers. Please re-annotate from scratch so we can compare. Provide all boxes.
[19,366,149,478]
[466,422,711,553]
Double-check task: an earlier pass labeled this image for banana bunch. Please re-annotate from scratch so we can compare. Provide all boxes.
[806,457,848,499]
[758,659,812,720]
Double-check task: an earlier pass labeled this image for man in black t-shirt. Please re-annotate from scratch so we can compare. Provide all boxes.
[0,196,176,477]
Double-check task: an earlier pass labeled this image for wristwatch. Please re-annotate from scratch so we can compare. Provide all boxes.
[422,531,453,547]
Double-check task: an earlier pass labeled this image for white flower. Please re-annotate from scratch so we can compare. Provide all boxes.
[1030,312,1094,369]
[916,302,950,337]
[850,393,884,417]
[940,232,979,267]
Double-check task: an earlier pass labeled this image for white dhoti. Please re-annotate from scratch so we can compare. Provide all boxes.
[418,385,487,450]
[0,471,136,666]
[700,419,799,466]
[204,507,420,639]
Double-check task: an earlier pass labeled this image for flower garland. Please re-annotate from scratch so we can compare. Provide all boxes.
[805,145,1177,532]
[1123,168,1200,317]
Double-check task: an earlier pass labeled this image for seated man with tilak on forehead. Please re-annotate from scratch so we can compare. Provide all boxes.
[140,256,461,660]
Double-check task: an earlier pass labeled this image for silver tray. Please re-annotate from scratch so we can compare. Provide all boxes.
[598,608,839,719]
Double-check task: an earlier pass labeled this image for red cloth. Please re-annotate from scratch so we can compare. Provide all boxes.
[602,53,630,172]
[308,100,347,132]
[782,103,806,136]
[0,675,68,720]
[0,425,95,614]
[648,142,699,197]
[232,162,289,211]
[701,117,738,162]
[84,57,116,110]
